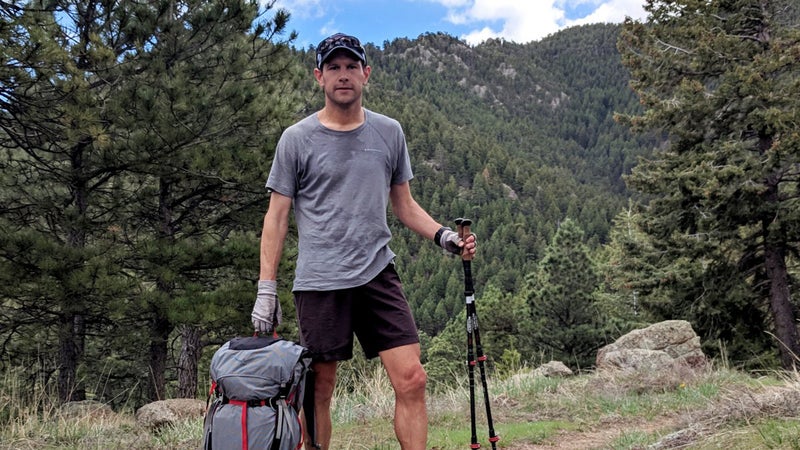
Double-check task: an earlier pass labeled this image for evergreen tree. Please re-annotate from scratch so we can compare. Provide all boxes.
[424,314,464,388]
[0,0,303,402]
[527,219,605,370]
[617,0,800,368]
[2,14,729,401]
[113,0,302,401]
[596,206,672,329]
[1,0,136,402]
[474,284,535,372]
[597,205,773,366]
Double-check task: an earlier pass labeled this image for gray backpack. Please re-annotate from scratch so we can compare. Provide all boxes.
[202,335,315,450]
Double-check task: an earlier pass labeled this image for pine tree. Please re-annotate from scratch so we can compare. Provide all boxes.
[598,205,773,365]
[527,219,605,370]
[595,207,660,332]
[0,0,137,402]
[617,0,800,368]
[0,0,304,402]
[108,0,303,400]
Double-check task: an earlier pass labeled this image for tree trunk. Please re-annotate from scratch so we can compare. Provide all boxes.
[57,312,86,402]
[763,243,800,370]
[761,151,799,370]
[148,316,172,401]
[147,178,176,402]
[58,144,89,403]
[178,325,203,398]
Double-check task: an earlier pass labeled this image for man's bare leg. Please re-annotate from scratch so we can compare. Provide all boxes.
[303,361,337,450]
[380,343,428,450]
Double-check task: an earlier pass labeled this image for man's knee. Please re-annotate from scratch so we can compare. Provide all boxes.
[394,363,427,398]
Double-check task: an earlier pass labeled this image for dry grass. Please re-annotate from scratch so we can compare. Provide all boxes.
[2,362,800,449]
[648,370,800,449]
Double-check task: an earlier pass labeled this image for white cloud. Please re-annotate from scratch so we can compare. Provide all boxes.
[319,19,338,38]
[447,0,564,44]
[270,0,333,44]
[269,0,648,47]
[567,0,648,26]
[271,0,326,20]
[429,0,646,44]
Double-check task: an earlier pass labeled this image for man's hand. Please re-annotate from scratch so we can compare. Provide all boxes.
[435,226,477,255]
[252,280,282,333]
[438,227,462,254]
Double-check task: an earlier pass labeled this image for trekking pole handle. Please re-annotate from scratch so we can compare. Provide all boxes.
[455,218,473,262]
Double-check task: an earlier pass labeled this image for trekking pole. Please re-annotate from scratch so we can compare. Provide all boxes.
[456,218,499,450]
[459,216,479,450]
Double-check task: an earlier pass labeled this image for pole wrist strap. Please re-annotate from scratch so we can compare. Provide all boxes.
[434,226,451,248]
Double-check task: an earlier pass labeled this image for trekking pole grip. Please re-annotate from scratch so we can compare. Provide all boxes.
[455,218,473,262]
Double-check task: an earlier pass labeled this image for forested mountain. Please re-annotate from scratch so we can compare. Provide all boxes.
[349,25,658,335]
[3,0,796,408]
[269,24,654,338]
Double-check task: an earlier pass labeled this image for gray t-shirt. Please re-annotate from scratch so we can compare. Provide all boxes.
[266,109,414,291]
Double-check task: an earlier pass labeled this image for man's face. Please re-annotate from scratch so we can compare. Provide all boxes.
[314,53,371,109]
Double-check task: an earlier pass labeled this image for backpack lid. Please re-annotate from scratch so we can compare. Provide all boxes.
[210,336,310,401]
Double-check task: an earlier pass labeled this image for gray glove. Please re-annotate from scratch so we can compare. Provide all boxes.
[252,280,282,333]
[435,226,462,255]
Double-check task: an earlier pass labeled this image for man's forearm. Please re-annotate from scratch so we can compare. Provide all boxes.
[259,211,288,280]
[390,182,442,240]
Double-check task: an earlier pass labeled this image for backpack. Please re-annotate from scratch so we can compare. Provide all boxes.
[202,335,316,450]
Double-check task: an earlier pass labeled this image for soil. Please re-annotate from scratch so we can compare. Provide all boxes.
[492,383,800,449]
[500,414,682,449]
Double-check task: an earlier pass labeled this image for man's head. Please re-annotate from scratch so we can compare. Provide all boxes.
[315,33,367,70]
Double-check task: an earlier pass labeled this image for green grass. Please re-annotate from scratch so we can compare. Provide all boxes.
[2,361,799,449]
[428,419,573,449]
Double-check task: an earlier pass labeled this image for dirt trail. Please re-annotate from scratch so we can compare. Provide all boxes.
[498,415,683,449]
[497,383,800,449]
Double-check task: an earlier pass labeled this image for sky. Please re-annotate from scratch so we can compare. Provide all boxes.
[268,0,649,48]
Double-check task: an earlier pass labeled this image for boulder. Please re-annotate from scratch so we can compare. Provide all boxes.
[533,360,573,378]
[135,398,206,430]
[596,320,706,372]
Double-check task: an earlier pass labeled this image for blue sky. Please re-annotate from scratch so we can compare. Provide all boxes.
[268,0,648,48]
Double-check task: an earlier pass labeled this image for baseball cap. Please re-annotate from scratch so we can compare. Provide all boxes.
[315,33,367,69]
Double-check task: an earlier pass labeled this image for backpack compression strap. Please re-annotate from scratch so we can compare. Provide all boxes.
[271,400,287,450]
[228,400,258,450]
[227,397,289,450]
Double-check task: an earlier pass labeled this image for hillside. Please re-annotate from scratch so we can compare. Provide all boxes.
[340,25,661,330]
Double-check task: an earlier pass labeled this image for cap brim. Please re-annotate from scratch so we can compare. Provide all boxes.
[318,47,366,68]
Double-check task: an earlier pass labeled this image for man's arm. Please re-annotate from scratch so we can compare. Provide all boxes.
[389,181,441,239]
[389,181,476,255]
[252,191,292,332]
[259,191,292,280]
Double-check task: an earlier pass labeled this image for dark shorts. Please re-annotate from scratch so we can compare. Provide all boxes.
[294,264,419,361]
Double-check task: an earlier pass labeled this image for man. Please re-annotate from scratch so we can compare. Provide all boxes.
[251,33,476,450]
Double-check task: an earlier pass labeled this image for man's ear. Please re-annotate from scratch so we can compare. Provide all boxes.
[313,67,324,85]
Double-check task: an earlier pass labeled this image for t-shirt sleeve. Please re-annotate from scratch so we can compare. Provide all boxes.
[266,131,298,198]
[392,126,414,185]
